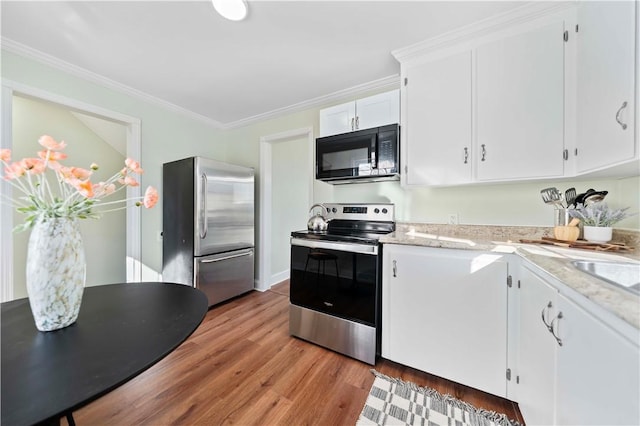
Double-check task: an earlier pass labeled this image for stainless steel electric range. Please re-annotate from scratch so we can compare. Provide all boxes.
[289,203,395,365]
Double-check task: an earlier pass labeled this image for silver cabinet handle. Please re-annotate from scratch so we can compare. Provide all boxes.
[371,151,377,169]
[481,144,487,162]
[351,117,355,131]
[550,311,563,346]
[355,116,360,130]
[463,147,469,164]
[199,173,208,239]
[541,301,553,331]
[615,101,628,130]
[392,260,397,277]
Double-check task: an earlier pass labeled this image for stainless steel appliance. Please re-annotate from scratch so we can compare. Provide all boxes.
[315,124,399,184]
[289,203,395,364]
[162,156,254,307]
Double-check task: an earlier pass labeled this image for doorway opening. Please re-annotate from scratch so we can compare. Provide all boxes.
[258,127,313,291]
[1,81,142,301]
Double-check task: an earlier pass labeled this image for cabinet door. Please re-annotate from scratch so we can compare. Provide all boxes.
[319,101,356,137]
[382,245,509,397]
[404,51,472,186]
[576,1,637,173]
[476,21,565,181]
[517,267,559,426]
[556,294,640,425]
[355,90,400,131]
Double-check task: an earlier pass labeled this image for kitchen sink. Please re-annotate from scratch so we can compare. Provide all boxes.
[571,260,640,296]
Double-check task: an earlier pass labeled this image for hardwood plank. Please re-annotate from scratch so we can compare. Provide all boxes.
[71,283,523,425]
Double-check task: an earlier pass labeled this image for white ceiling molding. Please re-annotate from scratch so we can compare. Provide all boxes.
[2,37,400,131]
[1,37,223,128]
[393,2,575,62]
[221,74,400,130]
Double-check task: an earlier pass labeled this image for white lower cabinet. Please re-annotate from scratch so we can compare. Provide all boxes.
[381,244,509,398]
[517,263,640,425]
[555,294,640,425]
[517,266,559,425]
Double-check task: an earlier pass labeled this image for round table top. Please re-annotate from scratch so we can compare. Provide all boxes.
[1,282,208,425]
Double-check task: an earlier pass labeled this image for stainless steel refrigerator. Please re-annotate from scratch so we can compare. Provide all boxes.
[162,156,254,307]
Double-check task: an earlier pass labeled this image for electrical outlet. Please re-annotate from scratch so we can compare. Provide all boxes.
[448,213,459,225]
[157,231,163,242]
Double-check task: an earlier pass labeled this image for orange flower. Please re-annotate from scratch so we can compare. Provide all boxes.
[4,162,26,179]
[143,186,158,208]
[0,149,11,162]
[72,179,94,198]
[38,150,68,162]
[120,176,139,187]
[38,135,67,151]
[60,166,92,180]
[125,158,144,174]
[20,158,46,175]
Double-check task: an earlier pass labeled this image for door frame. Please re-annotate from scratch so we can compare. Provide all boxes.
[1,80,142,301]
[258,127,314,291]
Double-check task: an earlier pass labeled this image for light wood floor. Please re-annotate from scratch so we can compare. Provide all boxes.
[70,281,524,425]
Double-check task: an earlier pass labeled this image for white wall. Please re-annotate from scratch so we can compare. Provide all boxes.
[11,96,127,298]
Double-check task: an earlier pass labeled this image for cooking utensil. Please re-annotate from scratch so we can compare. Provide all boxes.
[565,187,577,207]
[583,190,608,206]
[541,187,564,209]
[307,203,330,232]
[573,188,595,206]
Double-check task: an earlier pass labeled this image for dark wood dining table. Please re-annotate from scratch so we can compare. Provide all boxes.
[1,282,208,425]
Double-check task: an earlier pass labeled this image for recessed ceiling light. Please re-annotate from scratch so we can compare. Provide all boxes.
[212,0,248,21]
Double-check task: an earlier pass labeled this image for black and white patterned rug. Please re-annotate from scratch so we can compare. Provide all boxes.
[357,370,520,426]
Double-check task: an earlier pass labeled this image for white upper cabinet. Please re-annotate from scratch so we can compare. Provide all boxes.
[575,0,638,174]
[476,21,566,181]
[403,50,473,186]
[394,5,575,186]
[319,90,399,137]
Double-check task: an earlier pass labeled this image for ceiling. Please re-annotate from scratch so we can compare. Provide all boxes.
[1,1,527,129]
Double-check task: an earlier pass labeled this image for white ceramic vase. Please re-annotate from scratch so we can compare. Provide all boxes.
[583,226,613,244]
[26,217,86,332]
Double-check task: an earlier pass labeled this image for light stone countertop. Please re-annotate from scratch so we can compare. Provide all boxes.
[381,223,640,330]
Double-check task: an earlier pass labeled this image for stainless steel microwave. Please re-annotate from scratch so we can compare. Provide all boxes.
[315,124,399,184]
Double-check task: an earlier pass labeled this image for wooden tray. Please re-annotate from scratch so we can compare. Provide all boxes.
[519,237,634,252]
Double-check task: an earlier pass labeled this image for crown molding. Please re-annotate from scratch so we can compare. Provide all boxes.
[1,38,224,128]
[221,74,400,130]
[392,1,577,62]
[2,37,400,131]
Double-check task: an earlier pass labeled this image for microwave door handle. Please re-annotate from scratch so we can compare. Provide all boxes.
[371,134,377,168]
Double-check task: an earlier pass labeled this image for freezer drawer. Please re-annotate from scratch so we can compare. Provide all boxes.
[195,248,254,307]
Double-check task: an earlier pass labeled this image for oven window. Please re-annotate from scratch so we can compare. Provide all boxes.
[289,245,378,326]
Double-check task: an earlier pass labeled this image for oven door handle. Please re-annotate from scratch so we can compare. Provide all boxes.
[290,237,378,255]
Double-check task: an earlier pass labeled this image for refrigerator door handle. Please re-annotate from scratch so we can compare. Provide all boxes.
[199,173,207,239]
[200,250,253,263]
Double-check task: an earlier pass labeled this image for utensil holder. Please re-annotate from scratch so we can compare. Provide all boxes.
[554,209,571,226]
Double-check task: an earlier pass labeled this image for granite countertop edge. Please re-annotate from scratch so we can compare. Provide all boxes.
[380,223,640,330]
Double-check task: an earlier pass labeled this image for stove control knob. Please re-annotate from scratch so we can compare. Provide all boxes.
[332,207,337,213]
[382,208,388,214]
[374,208,380,214]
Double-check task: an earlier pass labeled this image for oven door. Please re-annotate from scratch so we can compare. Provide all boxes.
[315,128,377,180]
[290,237,379,326]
